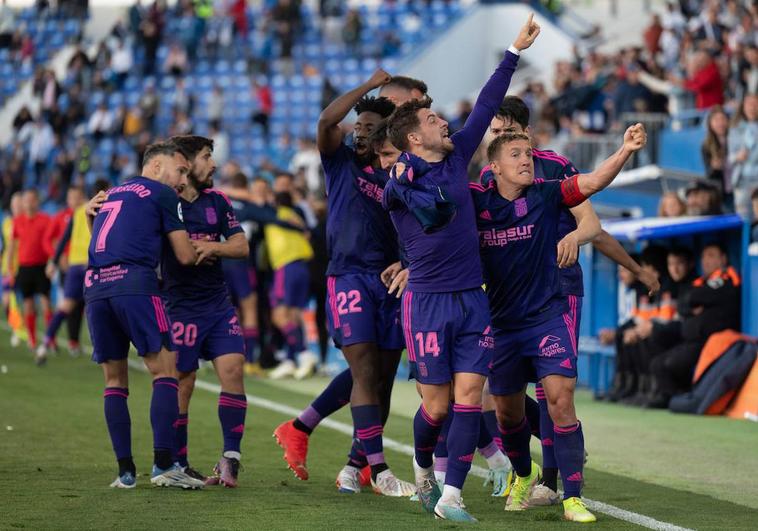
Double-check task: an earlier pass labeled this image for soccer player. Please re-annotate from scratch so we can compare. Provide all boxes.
[471,124,646,522]
[381,15,540,522]
[42,186,86,357]
[264,190,316,380]
[274,77,416,497]
[1,192,27,347]
[41,181,111,358]
[481,96,660,505]
[163,135,250,487]
[84,141,204,489]
[5,189,52,362]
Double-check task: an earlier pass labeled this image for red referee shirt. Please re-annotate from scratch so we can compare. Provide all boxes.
[12,212,51,267]
[43,207,72,258]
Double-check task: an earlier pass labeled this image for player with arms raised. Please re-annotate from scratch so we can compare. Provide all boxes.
[382,14,540,522]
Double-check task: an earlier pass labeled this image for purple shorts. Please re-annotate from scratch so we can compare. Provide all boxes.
[488,311,579,396]
[63,265,86,301]
[567,294,582,337]
[326,273,404,350]
[223,259,256,303]
[270,260,310,309]
[173,305,245,373]
[87,294,174,362]
[402,287,492,385]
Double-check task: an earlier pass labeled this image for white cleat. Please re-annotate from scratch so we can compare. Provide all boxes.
[529,484,561,506]
[34,345,48,366]
[150,464,205,489]
[371,469,416,497]
[10,333,21,348]
[335,465,361,493]
[294,350,318,380]
[110,471,137,489]
[269,359,296,380]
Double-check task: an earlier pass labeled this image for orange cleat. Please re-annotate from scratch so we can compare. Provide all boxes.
[273,419,310,480]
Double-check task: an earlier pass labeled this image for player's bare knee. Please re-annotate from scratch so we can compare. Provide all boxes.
[547,394,576,425]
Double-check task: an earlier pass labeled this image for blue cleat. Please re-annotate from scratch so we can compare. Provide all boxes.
[109,471,136,489]
[434,498,478,523]
[416,474,442,513]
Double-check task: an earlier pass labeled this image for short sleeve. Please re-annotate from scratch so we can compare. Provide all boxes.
[320,143,353,196]
[156,186,185,234]
[216,193,244,238]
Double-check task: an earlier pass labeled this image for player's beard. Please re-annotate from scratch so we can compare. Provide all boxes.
[189,171,213,191]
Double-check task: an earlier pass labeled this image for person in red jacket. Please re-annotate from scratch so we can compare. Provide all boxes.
[4,189,51,360]
[672,50,724,110]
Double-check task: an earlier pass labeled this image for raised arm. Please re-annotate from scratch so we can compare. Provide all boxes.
[452,14,540,161]
[592,230,660,295]
[575,123,647,198]
[317,69,392,155]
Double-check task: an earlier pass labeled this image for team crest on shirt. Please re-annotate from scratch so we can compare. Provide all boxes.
[206,207,217,225]
[514,198,528,217]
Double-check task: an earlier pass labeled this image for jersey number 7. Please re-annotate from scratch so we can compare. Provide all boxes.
[95,201,124,253]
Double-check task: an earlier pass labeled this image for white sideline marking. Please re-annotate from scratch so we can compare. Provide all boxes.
[124,360,693,531]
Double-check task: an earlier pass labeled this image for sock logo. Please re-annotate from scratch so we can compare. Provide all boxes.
[458,453,474,463]
[231,424,245,433]
[541,437,554,446]
[566,472,583,482]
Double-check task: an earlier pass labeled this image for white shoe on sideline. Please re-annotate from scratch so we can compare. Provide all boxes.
[294,351,318,380]
[269,359,296,380]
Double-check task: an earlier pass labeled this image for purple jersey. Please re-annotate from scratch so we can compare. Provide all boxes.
[161,189,243,315]
[384,50,520,293]
[470,176,586,330]
[481,148,583,296]
[84,177,185,301]
[322,143,399,276]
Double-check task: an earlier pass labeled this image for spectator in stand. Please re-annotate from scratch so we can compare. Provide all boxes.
[701,105,730,195]
[138,80,159,133]
[289,137,321,195]
[169,109,193,136]
[271,0,301,63]
[694,4,727,52]
[18,115,55,186]
[613,64,654,117]
[341,8,362,51]
[140,16,160,76]
[110,38,133,90]
[208,84,224,129]
[209,123,229,167]
[122,105,143,138]
[12,106,33,137]
[40,69,60,120]
[670,50,724,110]
[643,13,663,58]
[728,93,758,220]
[5,189,51,358]
[87,102,114,141]
[647,243,741,408]
[0,0,16,49]
[64,84,86,126]
[230,0,248,39]
[172,76,195,115]
[658,191,687,217]
[252,79,273,139]
[685,182,722,216]
[164,42,189,77]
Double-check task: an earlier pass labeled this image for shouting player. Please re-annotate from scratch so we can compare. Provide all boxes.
[382,14,540,522]
[471,125,646,522]
[165,135,250,488]
[85,141,203,489]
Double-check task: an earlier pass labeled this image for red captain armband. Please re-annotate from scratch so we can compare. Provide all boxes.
[560,175,587,207]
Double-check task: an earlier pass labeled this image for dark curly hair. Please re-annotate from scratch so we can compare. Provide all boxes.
[354,96,396,118]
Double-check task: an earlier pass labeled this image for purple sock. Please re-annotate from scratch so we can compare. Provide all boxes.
[44,310,67,344]
[525,393,542,438]
[477,415,502,460]
[218,392,247,454]
[294,369,352,435]
[151,377,179,468]
[104,387,131,461]
[413,405,444,469]
[283,323,305,359]
[445,404,481,490]
[482,409,503,452]
[498,416,532,477]
[537,384,558,490]
[351,405,386,475]
[242,327,259,363]
[174,413,189,467]
[347,435,368,468]
[554,422,585,499]
[434,404,453,460]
